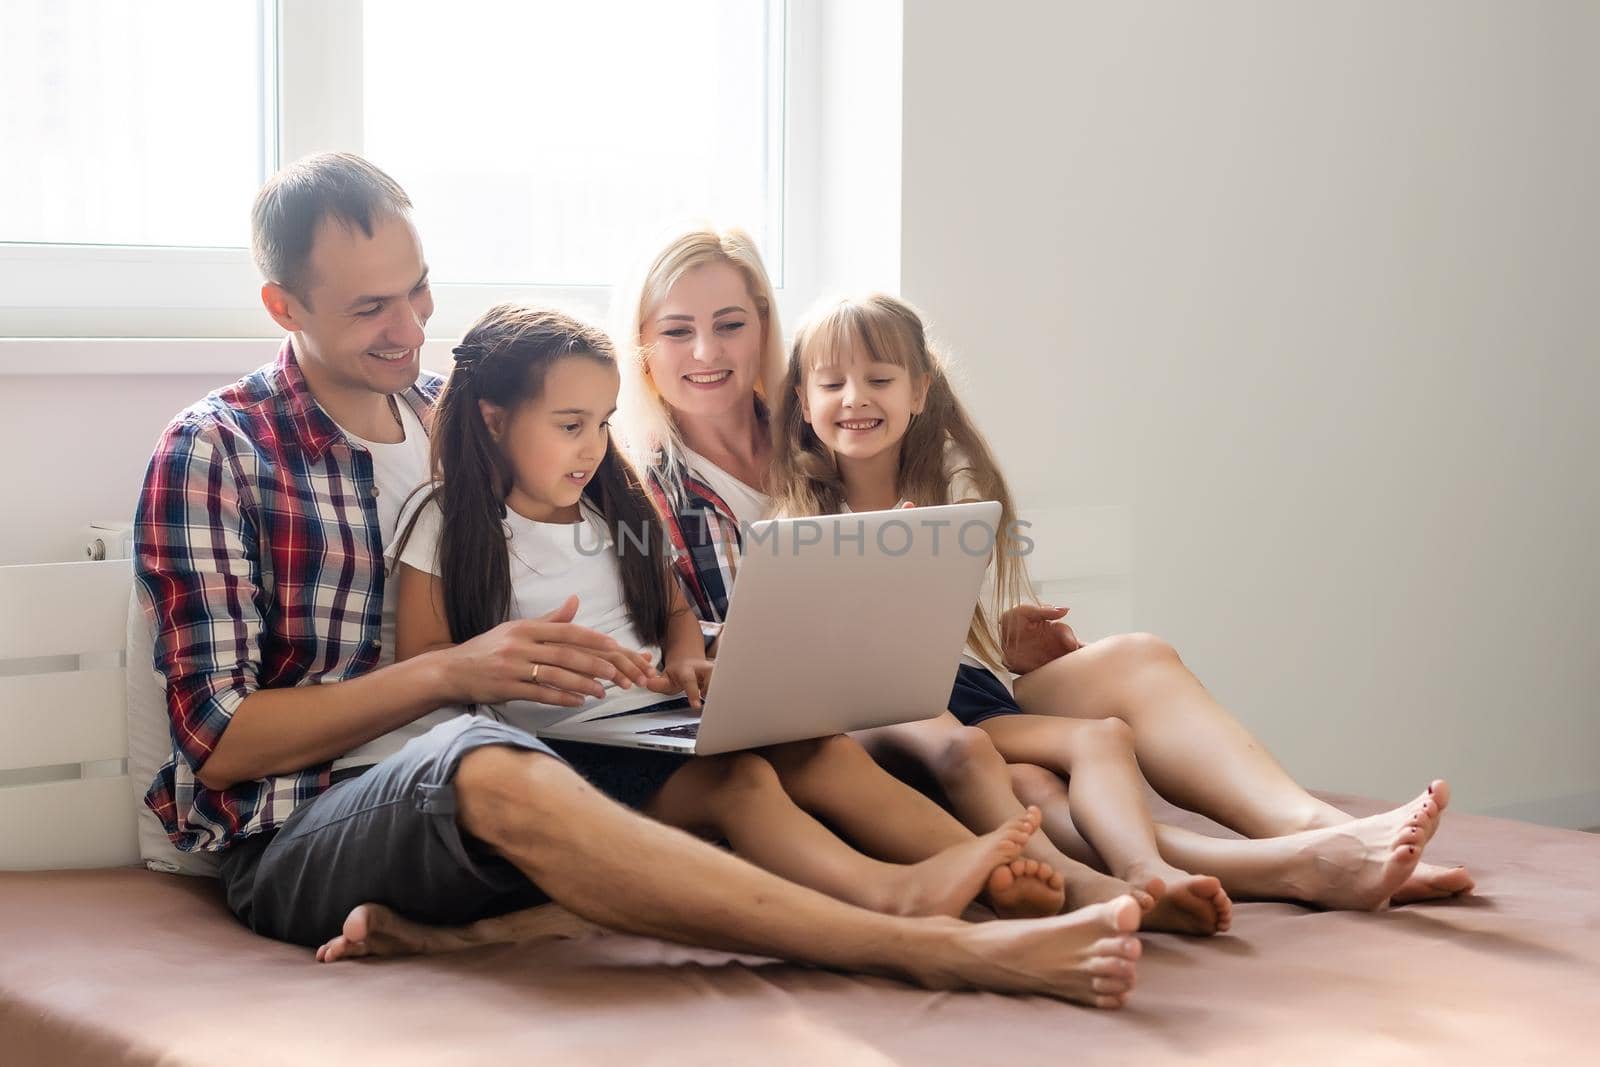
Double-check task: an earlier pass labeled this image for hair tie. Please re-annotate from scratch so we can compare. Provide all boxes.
[452,343,485,365]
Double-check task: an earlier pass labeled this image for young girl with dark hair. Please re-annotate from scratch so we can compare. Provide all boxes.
[388,303,1073,922]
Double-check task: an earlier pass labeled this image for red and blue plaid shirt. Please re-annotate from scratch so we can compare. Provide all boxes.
[134,340,441,851]
[644,454,743,631]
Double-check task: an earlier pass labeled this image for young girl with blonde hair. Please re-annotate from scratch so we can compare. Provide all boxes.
[772,292,1456,922]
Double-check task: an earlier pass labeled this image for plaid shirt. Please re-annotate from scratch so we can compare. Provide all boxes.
[644,455,744,628]
[134,340,442,851]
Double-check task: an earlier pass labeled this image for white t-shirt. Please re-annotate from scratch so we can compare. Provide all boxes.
[394,496,669,734]
[333,400,456,769]
[681,445,772,528]
[343,399,431,670]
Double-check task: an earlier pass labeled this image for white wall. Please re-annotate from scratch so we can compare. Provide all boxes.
[0,374,223,565]
[901,0,1600,824]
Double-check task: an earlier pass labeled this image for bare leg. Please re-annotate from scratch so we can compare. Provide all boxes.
[442,745,1146,1006]
[1155,783,1450,909]
[761,733,1065,918]
[829,716,1154,915]
[1012,761,1451,911]
[979,715,1232,936]
[1013,634,1471,902]
[647,752,1039,918]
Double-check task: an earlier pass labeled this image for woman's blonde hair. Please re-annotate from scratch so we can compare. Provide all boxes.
[613,224,786,492]
[771,294,1032,671]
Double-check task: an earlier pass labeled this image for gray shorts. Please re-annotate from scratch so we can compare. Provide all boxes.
[218,715,558,947]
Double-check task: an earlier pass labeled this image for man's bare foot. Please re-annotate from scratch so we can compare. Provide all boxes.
[878,813,1036,918]
[917,895,1145,1008]
[1121,863,1232,936]
[1392,862,1476,905]
[1280,781,1448,910]
[315,902,601,963]
[986,857,1068,918]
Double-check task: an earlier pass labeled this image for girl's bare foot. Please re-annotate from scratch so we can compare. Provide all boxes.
[1392,861,1476,904]
[878,813,1036,917]
[986,856,1068,918]
[1282,782,1449,910]
[315,902,601,963]
[918,895,1145,1008]
[1122,862,1232,935]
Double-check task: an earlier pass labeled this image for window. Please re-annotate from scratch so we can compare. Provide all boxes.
[365,1,782,289]
[0,0,792,340]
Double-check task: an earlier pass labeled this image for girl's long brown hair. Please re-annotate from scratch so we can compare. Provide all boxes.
[395,304,673,646]
[771,294,1032,671]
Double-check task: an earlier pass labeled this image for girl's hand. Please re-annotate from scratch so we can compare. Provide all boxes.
[647,658,715,708]
[1000,604,1082,675]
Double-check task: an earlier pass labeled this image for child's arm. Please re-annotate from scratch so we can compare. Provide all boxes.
[647,584,715,708]
[394,561,455,662]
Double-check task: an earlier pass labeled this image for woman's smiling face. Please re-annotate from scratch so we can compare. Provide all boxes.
[642,261,764,422]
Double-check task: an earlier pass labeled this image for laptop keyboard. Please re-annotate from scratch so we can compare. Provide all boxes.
[641,722,701,740]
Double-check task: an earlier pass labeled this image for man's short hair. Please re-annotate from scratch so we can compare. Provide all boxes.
[250,152,412,307]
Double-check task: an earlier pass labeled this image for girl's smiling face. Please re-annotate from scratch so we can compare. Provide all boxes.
[642,262,764,421]
[798,345,929,463]
[482,355,620,523]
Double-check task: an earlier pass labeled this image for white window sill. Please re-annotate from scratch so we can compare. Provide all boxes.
[0,337,460,377]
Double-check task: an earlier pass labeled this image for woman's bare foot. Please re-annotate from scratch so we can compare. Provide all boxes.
[1121,862,1232,935]
[916,895,1145,1008]
[1303,780,1472,905]
[315,902,601,963]
[986,857,1068,918]
[878,813,1037,918]
[1280,781,1448,910]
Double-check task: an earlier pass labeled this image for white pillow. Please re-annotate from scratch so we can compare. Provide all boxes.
[125,588,221,878]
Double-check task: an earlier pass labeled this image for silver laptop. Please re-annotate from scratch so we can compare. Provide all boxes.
[539,501,1001,754]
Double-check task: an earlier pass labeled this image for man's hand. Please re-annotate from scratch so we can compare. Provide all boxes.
[647,657,715,709]
[1001,603,1082,675]
[440,595,656,707]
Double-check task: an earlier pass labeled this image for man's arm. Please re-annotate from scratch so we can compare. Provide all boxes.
[137,417,641,793]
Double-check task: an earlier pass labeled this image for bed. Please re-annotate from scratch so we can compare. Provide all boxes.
[3,560,1597,1066]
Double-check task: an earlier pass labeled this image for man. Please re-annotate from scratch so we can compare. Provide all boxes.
[134,152,1142,1008]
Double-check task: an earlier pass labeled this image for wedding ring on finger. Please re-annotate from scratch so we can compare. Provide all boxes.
[530,663,541,685]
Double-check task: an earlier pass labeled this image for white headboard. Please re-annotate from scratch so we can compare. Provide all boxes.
[0,559,139,870]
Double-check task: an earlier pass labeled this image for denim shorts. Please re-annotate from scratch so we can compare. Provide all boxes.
[218,715,562,947]
[947,662,1024,727]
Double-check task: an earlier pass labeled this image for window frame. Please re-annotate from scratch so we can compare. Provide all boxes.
[0,0,813,345]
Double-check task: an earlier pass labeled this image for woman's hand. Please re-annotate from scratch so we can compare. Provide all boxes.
[1000,603,1082,675]
[647,657,715,709]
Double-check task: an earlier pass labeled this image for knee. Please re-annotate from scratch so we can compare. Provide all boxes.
[707,752,785,799]
[1077,715,1136,755]
[1008,762,1067,807]
[456,746,585,851]
[1097,632,1180,672]
[932,726,1004,786]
